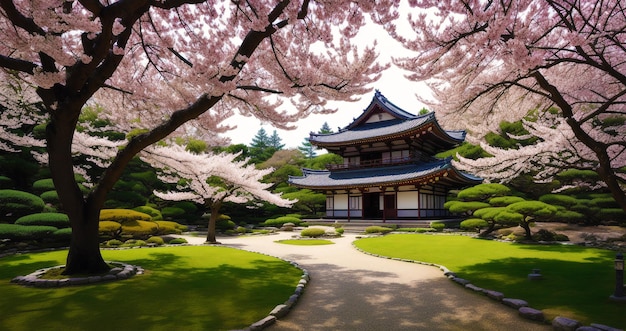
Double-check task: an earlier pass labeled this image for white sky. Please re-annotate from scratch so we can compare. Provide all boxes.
[222,7,431,149]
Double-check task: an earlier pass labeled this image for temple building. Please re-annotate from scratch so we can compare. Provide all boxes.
[288,91,482,221]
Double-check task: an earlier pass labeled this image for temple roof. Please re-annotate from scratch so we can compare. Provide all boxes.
[309,90,465,150]
[288,159,482,190]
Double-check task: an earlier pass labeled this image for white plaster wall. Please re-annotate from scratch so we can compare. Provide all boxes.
[334,194,349,209]
[397,191,418,209]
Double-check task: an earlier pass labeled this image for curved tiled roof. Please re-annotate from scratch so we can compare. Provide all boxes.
[309,91,465,147]
[288,159,482,190]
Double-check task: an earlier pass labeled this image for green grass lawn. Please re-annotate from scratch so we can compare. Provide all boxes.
[275,239,334,245]
[355,234,626,328]
[0,246,302,331]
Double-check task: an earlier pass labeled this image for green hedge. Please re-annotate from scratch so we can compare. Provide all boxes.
[364,226,393,234]
[300,227,326,238]
[32,178,56,194]
[0,189,45,222]
[0,224,57,240]
[460,218,488,232]
[15,212,70,228]
[263,216,303,227]
[40,190,60,205]
[52,228,72,242]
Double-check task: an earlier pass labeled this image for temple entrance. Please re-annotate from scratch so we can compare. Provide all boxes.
[362,193,381,219]
[383,194,397,219]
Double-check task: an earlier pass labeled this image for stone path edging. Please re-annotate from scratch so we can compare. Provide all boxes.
[351,242,624,331]
[219,244,310,331]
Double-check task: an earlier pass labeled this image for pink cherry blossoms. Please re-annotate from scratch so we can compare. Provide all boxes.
[394,0,626,209]
[141,144,294,208]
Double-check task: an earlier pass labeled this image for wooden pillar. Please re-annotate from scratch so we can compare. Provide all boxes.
[347,190,350,222]
[380,186,386,223]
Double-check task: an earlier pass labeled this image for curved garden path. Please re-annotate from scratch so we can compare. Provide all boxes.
[187,232,551,331]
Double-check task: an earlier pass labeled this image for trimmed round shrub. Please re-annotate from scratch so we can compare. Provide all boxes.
[236,226,249,234]
[460,218,488,232]
[133,206,163,220]
[0,189,45,222]
[0,224,57,241]
[365,226,393,234]
[32,178,56,195]
[146,236,165,245]
[263,216,302,227]
[336,227,345,235]
[300,227,326,238]
[99,220,122,238]
[105,239,123,247]
[161,207,185,220]
[122,239,147,247]
[430,221,445,232]
[40,190,60,205]
[99,209,152,224]
[168,237,188,245]
[121,220,159,238]
[15,212,70,228]
[52,228,72,242]
[154,220,188,235]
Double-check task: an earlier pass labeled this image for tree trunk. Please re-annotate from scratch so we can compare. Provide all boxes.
[206,201,223,244]
[63,209,110,274]
[47,103,110,275]
[520,219,532,240]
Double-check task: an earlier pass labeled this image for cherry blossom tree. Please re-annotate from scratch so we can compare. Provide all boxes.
[0,0,398,274]
[142,145,294,243]
[394,0,626,211]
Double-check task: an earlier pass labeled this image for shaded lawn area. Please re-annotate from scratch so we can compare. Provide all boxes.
[355,234,626,328]
[0,246,302,331]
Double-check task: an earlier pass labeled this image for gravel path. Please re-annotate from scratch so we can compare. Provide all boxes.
[182,232,551,331]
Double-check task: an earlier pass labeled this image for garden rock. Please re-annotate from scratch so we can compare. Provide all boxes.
[518,307,544,321]
[484,290,504,301]
[589,323,623,331]
[502,298,528,309]
[249,315,276,330]
[552,316,582,331]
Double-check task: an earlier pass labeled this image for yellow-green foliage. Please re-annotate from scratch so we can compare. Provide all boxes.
[99,220,122,235]
[121,220,159,237]
[100,209,152,224]
[154,220,188,235]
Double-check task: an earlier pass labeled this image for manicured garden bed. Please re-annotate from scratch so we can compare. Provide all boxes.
[0,246,302,331]
[354,234,625,328]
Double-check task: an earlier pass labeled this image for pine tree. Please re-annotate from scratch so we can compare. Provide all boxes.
[298,138,316,158]
[268,130,285,150]
[319,122,333,134]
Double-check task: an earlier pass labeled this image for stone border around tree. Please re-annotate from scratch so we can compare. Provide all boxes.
[10,261,143,288]
[352,242,624,331]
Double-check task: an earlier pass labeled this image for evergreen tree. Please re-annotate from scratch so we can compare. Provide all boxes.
[268,130,285,150]
[298,138,316,158]
[249,128,276,164]
[319,122,333,134]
